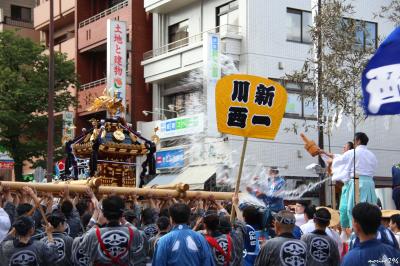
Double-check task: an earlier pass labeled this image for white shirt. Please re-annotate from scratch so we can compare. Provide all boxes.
[295,213,306,227]
[0,208,11,244]
[300,220,315,235]
[331,145,377,182]
[394,231,400,247]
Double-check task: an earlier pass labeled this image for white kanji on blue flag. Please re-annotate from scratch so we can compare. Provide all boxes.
[362,27,400,115]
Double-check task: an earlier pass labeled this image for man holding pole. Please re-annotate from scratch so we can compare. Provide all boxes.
[328,132,377,228]
[247,167,286,213]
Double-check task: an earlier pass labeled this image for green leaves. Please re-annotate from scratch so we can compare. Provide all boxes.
[284,0,375,134]
[0,30,78,180]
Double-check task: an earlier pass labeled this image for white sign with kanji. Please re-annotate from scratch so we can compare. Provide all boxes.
[107,19,127,112]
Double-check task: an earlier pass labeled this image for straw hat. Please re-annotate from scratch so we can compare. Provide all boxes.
[381,210,400,219]
[316,206,340,228]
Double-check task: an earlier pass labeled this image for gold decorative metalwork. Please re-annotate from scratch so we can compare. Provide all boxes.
[87,88,125,117]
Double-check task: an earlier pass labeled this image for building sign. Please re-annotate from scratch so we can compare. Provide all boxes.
[156,114,204,139]
[54,159,65,178]
[107,19,127,114]
[203,32,221,137]
[62,111,74,140]
[0,152,13,169]
[156,149,185,169]
[216,74,287,140]
[0,161,14,169]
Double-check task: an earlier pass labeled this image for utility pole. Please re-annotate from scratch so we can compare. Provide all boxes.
[46,0,55,182]
[313,0,326,205]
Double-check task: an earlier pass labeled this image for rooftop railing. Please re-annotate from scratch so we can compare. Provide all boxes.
[78,0,129,28]
[143,24,241,60]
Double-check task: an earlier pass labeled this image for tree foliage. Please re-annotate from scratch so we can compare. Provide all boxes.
[0,30,78,180]
[375,0,400,25]
[285,0,375,135]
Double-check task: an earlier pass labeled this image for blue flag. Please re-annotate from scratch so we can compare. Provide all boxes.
[361,27,400,115]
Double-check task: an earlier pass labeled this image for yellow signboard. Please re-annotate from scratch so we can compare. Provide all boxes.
[216,74,287,140]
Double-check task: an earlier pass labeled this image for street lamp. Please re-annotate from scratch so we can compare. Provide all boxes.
[154,107,178,116]
[142,110,167,120]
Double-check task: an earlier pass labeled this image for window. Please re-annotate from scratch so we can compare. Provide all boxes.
[216,1,239,33]
[343,18,377,49]
[364,22,377,48]
[163,91,202,119]
[274,80,316,119]
[287,8,312,43]
[11,5,32,22]
[168,20,189,50]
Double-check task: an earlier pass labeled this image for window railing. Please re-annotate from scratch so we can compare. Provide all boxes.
[79,71,130,91]
[78,0,129,28]
[80,78,107,91]
[143,24,241,60]
[3,16,34,28]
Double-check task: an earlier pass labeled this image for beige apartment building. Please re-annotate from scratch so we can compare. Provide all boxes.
[0,0,39,41]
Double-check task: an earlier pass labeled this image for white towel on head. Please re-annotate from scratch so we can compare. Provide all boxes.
[0,208,11,244]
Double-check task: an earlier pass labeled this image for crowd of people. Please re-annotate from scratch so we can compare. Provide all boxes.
[1,182,400,266]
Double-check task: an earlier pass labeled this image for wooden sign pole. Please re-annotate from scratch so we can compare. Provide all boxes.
[230,137,248,222]
[331,181,336,209]
[355,175,360,204]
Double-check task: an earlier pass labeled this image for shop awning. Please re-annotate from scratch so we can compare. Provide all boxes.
[173,165,216,190]
[146,174,178,187]
[147,165,216,190]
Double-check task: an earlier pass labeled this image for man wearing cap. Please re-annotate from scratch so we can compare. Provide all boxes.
[255,210,307,266]
[301,208,340,266]
[247,167,286,213]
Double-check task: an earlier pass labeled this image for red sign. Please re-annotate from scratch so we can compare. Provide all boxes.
[0,161,14,169]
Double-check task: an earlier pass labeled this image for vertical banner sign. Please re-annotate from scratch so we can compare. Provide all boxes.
[107,19,127,115]
[203,32,221,137]
[216,74,288,139]
[62,111,74,140]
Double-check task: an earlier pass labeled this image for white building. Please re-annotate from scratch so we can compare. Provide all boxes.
[138,0,400,203]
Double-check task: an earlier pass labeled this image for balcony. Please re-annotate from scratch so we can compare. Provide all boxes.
[0,9,40,42]
[77,0,131,52]
[56,37,75,60]
[142,24,242,83]
[43,37,75,60]
[77,76,132,114]
[77,78,107,114]
[144,0,198,13]
[34,0,75,30]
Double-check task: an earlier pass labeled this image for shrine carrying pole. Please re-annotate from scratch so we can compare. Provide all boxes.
[0,181,235,201]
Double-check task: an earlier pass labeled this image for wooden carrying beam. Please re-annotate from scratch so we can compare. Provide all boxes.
[0,181,234,200]
[145,183,190,192]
